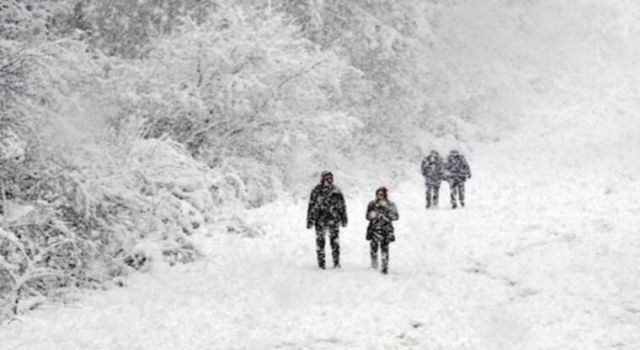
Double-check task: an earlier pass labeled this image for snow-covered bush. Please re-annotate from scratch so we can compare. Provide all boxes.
[100,3,362,201]
[0,39,216,320]
[0,131,220,319]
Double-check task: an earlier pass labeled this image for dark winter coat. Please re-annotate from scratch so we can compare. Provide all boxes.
[307,184,347,228]
[366,199,399,242]
[421,154,444,185]
[443,153,471,181]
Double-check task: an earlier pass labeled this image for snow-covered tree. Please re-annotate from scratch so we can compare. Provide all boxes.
[110,4,361,204]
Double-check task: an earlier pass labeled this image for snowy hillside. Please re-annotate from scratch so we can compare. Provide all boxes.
[2,0,640,348]
[2,130,639,349]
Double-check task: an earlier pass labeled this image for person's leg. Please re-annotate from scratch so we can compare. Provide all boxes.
[370,240,379,269]
[459,181,466,207]
[426,185,432,208]
[450,180,458,208]
[381,240,390,274]
[315,225,326,269]
[433,183,440,207]
[329,225,340,268]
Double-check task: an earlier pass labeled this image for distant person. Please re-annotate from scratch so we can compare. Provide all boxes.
[420,150,444,208]
[306,171,348,269]
[365,187,399,274]
[443,150,471,209]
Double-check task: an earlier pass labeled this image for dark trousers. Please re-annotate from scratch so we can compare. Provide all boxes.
[316,224,340,267]
[370,239,389,271]
[449,179,466,207]
[426,183,440,207]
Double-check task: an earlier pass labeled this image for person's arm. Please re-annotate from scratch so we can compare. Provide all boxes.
[338,191,348,227]
[442,162,451,180]
[388,203,399,221]
[463,156,471,179]
[307,188,318,228]
[366,202,377,221]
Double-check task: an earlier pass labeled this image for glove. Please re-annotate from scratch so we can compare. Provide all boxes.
[341,221,347,228]
[467,174,472,179]
[387,234,395,242]
[307,222,313,229]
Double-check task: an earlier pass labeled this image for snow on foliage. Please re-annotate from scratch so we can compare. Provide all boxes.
[2,0,639,323]
[127,4,360,199]
[0,134,218,318]
[0,2,359,318]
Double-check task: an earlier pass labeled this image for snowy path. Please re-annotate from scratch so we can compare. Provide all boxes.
[2,145,640,349]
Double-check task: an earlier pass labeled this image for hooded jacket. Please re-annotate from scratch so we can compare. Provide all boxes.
[421,152,444,185]
[306,174,347,227]
[365,188,399,242]
[444,152,471,180]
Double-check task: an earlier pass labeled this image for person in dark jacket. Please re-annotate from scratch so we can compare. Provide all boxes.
[306,171,348,269]
[365,187,399,274]
[443,150,471,209]
[421,150,444,208]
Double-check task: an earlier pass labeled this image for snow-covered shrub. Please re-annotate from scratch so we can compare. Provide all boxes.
[0,132,220,319]
[0,38,220,320]
[0,1,62,41]
[85,0,222,58]
[0,41,33,168]
[100,4,361,201]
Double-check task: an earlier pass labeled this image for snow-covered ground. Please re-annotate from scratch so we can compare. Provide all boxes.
[4,1,640,348]
[2,118,639,349]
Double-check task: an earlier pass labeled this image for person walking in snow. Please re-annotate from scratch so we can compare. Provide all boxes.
[365,187,399,274]
[443,150,471,209]
[306,171,348,269]
[421,150,444,208]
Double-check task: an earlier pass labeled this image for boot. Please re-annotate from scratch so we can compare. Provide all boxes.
[381,251,389,274]
[317,253,325,270]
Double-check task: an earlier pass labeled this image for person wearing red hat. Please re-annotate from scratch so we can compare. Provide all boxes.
[365,187,399,274]
[306,171,348,269]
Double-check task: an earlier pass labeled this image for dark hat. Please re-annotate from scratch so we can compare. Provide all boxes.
[320,171,333,184]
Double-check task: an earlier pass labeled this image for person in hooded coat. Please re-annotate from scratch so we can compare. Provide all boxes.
[421,150,444,208]
[443,150,471,209]
[365,187,399,274]
[306,171,348,269]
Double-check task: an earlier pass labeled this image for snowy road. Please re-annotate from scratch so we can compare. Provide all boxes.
[2,142,640,349]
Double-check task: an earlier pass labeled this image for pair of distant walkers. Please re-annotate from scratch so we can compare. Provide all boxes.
[421,150,471,209]
[306,171,398,274]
